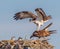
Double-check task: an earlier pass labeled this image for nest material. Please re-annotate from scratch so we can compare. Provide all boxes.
[23,40,54,49]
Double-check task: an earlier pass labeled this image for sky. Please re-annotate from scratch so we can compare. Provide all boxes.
[0,0,60,49]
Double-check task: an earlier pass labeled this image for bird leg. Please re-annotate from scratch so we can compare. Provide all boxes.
[32,20,43,31]
[36,24,40,31]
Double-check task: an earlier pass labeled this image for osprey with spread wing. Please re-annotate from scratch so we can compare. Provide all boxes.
[30,23,56,39]
[13,8,52,31]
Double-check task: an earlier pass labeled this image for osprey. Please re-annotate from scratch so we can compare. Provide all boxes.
[30,23,56,39]
[33,8,52,31]
[30,30,56,39]
[13,8,52,31]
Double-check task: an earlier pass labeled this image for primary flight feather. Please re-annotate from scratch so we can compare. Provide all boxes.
[14,11,37,20]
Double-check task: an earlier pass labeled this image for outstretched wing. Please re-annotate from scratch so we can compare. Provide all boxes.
[43,23,53,30]
[35,8,46,16]
[13,11,37,20]
[35,8,44,21]
[35,8,52,21]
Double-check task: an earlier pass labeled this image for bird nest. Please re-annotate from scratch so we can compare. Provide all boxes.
[23,40,54,49]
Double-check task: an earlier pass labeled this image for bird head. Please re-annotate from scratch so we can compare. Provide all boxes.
[29,18,36,22]
[29,19,32,22]
[30,35,33,39]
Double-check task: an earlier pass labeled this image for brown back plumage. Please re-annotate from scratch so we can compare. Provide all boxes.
[30,22,56,38]
[30,30,56,38]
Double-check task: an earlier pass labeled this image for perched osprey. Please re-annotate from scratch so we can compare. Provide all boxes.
[30,23,56,39]
[30,30,56,39]
[13,8,52,31]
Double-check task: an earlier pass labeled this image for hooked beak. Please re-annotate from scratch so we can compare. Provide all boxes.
[30,35,33,39]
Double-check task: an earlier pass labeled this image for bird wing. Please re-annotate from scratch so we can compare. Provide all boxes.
[35,8,46,21]
[38,8,46,16]
[43,23,53,30]
[35,8,52,21]
[39,8,52,21]
[13,11,37,20]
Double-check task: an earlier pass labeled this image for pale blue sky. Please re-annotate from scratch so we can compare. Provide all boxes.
[0,0,60,49]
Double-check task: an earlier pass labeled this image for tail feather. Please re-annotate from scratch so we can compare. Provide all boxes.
[49,30,56,34]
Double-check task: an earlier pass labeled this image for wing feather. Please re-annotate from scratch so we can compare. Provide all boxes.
[35,8,43,21]
[35,8,46,21]
[43,23,53,30]
[49,30,56,34]
[14,11,37,20]
[39,8,52,21]
[39,8,46,16]
[35,8,52,21]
